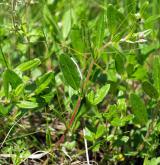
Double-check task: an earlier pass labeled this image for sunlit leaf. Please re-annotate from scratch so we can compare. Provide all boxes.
[17,101,39,109]
[95,124,105,139]
[15,83,25,97]
[0,104,12,116]
[62,10,71,39]
[16,58,41,72]
[87,84,110,105]
[144,157,160,165]
[70,25,85,54]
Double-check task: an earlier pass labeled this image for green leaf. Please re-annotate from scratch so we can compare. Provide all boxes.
[59,55,81,90]
[117,98,127,112]
[115,54,125,74]
[144,157,160,165]
[142,81,159,99]
[62,10,71,39]
[43,5,60,35]
[35,72,54,94]
[95,124,105,139]
[84,127,95,141]
[3,69,22,97]
[107,4,127,38]
[112,31,126,42]
[0,104,12,116]
[140,1,149,17]
[5,70,22,89]
[16,58,41,72]
[145,15,160,25]
[107,68,117,82]
[103,104,119,120]
[104,104,133,127]
[132,66,147,80]
[17,101,39,109]
[95,13,105,48]
[41,92,54,103]
[15,83,25,97]
[127,64,135,76]
[63,141,76,151]
[87,84,110,105]
[111,117,126,127]
[70,26,85,54]
[153,56,160,94]
[122,114,134,122]
[111,115,134,127]
[125,0,137,13]
[130,94,148,125]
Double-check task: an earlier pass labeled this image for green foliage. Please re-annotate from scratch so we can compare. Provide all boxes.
[0,0,160,164]
[144,157,160,165]
[107,4,128,40]
[142,81,159,99]
[95,13,105,49]
[16,100,39,109]
[35,71,55,94]
[87,84,110,105]
[3,69,22,97]
[62,10,72,39]
[130,94,148,125]
[16,58,41,72]
[59,54,82,90]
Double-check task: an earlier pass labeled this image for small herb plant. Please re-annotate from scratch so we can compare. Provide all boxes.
[0,0,160,164]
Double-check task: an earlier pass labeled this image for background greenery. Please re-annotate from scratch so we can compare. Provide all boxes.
[0,0,160,164]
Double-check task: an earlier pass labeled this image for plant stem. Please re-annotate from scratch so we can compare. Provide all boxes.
[82,59,94,92]
[56,58,95,146]
[56,38,112,146]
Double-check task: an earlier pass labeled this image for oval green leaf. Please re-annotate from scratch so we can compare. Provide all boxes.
[59,55,81,90]
[142,81,159,99]
[130,94,148,125]
[87,84,110,105]
[115,54,125,74]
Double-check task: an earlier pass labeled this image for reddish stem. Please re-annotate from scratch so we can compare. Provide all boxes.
[56,59,94,146]
[68,96,81,129]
